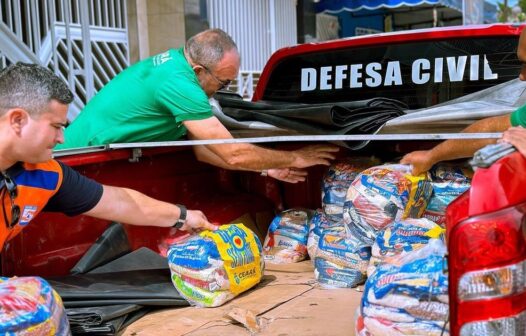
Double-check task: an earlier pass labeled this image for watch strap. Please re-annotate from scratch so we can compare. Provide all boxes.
[173,204,187,229]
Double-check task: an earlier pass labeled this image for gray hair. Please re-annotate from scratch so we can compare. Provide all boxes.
[185,28,238,70]
[0,62,73,117]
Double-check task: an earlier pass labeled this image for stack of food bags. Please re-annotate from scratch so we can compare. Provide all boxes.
[360,239,449,335]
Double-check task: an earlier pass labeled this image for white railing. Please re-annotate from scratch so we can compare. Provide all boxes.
[0,0,129,120]
[230,71,261,100]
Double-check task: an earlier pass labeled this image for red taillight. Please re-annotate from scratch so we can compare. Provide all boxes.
[446,150,526,336]
[448,203,526,335]
[452,205,526,271]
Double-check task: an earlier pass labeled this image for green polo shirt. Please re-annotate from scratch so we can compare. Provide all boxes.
[511,104,526,127]
[57,48,212,149]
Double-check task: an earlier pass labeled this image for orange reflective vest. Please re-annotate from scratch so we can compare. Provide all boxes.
[0,160,63,250]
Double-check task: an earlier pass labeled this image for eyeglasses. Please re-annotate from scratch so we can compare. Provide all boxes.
[1,173,20,229]
[199,64,232,90]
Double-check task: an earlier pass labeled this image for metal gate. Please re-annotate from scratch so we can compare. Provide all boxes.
[0,0,129,119]
[207,0,297,99]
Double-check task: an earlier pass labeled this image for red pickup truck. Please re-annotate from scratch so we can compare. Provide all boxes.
[4,24,526,336]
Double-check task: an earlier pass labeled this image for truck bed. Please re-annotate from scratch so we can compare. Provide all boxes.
[123,261,362,336]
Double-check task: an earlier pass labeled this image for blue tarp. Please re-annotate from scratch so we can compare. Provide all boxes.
[315,0,463,13]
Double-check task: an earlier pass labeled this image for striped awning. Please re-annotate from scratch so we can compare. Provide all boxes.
[315,0,463,13]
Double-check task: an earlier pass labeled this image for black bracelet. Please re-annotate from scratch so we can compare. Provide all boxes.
[172,204,187,229]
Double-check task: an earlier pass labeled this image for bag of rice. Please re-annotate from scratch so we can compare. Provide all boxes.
[367,218,444,276]
[322,158,379,221]
[307,209,345,260]
[423,164,471,226]
[263,209,313,264]
[343,164,432,244]
[168,224,264,307]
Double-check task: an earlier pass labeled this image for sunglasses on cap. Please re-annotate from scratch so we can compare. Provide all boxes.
[1,173,20,229]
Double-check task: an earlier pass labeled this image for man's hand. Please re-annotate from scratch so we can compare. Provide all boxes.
[292,144,339,168]
[400,150,434,175]
[267,168,308,183]
[180,210,217,233]
[501,126,526,157]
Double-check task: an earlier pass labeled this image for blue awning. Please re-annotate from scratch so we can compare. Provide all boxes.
[315,0,463,13]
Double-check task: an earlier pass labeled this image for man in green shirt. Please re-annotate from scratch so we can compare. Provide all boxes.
[57,29,338,183]
[401,27,526,174]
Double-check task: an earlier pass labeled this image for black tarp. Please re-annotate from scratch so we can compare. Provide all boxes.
[214,92,407,150]
[46,223,188,335]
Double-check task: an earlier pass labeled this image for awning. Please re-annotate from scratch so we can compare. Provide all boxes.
[315,0,462,13]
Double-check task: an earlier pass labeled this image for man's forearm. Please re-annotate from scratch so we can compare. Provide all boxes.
[429,114,512,162]
[213,143,297,170]
[85,186,180,227]
[193,145,259,171]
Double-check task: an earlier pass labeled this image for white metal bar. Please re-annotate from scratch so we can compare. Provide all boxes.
[6,0,12,30]
[96,0,102,26]
[116,0,121,28]
[108,133,504,149]
[109,0,115,28]
[103,0,108,27]
[13,0,22,39]
[79,0,94,101]
[48,0,59,75]
[30,0,40,52]
[64,0,77,96]
[89,0,95,25]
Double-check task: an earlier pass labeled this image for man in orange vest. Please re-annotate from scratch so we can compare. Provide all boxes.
[0,62,216,253]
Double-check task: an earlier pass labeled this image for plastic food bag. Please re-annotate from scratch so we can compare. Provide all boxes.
[0,276,70,335]
[168,224,264,307]
[423,164,471,226]
[322,158,379,221]
[307,209,345,260]
[263,209,313,264]
[314,232,371,288]
[362,239,449,335]
[368,218,444,276]
[343,164,432,244]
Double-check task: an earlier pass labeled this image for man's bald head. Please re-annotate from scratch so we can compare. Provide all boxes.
[185,29,239,71]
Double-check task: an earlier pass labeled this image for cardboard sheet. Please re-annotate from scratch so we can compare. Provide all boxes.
[122,261,363,336]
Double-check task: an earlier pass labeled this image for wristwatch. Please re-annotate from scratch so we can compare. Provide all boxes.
[173,204,187,229]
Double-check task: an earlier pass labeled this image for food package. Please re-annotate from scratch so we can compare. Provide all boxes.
[168,224,264,307]
[0,276,70,335]
[343,164,432,244]
[322,158,379,221]
[423,164,471,226]
[314,233,371,288]
[367,218,444,276]
[263,209,313,264]
[307,209,345,260]
[361,239,449,335]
